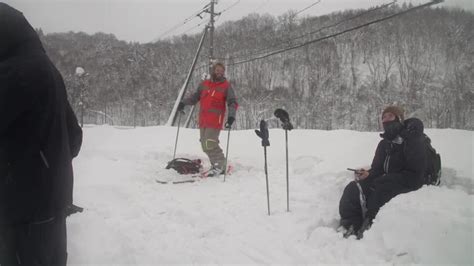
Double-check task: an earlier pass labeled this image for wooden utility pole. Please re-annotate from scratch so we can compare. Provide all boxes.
[167,27,209,126]
[184,0,219,128]
[208,0,217,74]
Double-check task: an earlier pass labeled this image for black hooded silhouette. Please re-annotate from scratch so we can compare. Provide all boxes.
[0,3,82,265]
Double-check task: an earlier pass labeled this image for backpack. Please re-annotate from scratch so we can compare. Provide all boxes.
[424,135,441,185]
[402,118,441,186]
[165,158,202,175]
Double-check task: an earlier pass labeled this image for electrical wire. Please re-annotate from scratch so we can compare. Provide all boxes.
[156,3,210,40]
[223,0,396,60]
[220,0,323,59]
[180,21,208,35]
[228,0,442,66]
[293,0,322,17]
[219,0,241,15]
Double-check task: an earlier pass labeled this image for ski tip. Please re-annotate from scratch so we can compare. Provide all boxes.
[172,179,196,184]
[156,178,197,184]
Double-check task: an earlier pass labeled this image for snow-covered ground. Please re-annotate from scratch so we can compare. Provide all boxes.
[68,125,473,265]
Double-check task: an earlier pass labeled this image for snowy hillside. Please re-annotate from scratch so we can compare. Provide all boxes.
[68,125,473,264]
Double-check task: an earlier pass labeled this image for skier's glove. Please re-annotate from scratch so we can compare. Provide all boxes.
[282,121,293,131]
[274,108,293,130]
[65,204,84,217]
[255,120,270,147]
[225,116,235,129]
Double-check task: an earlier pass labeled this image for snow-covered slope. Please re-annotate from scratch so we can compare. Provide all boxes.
[68,125,473,264]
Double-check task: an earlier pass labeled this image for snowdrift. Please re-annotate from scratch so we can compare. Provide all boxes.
[69,125,473,264]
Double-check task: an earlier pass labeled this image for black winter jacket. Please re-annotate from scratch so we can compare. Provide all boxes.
[367,118,427,190]
[0,3,82,225]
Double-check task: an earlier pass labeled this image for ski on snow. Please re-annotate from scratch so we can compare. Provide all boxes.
[156,165,233,185]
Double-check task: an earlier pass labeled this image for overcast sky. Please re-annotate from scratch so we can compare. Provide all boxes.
[3,0,473,43]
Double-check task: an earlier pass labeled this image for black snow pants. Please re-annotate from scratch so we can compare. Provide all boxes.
[339,174,414,231]
[0,215,67,266]
[365,174,414,220]
[339,179,372,231]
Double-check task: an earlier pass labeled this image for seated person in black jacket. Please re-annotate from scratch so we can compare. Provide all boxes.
[339,106,427,239]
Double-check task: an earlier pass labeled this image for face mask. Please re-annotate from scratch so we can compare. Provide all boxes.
[382,120,403,140]
[212,72,223,81]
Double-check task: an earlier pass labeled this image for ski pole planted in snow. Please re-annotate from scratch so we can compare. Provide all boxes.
[223,127,231,182]
[274,108,293,212]
[255,120,270,215]
[172,110,184,161]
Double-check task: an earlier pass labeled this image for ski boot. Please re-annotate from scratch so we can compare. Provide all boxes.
[205,166,225,177]
[356,217,373,239]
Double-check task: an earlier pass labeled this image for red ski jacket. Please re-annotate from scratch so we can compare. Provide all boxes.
[183,78,238,129]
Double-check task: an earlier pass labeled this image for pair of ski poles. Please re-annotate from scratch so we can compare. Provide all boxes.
[172,111,232,182]
[256,109,293,215]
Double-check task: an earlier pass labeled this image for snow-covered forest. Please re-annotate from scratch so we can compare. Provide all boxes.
[38,4,473,130]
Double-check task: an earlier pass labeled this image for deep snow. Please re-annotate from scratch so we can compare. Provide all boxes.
[68,125,473,265]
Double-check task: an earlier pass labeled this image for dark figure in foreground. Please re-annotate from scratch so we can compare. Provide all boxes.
[0,3,83,265]
[339,106,427,239]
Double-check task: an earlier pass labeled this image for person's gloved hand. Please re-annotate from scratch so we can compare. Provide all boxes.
[355,169,370,181]
[225,116,235,129]
[65,204,84,217]
[177,102,185,112]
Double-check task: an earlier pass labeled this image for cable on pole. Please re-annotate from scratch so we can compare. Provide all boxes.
[293,0,322,17]
[225,1,397,60]
[180,21,208,35]
[228,0,443,66]
[219,0,241,15]
[156,3,211,40]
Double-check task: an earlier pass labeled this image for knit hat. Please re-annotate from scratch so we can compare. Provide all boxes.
[211,62,225,71]
[382,106,404,122]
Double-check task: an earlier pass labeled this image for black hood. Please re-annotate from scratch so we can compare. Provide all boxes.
[380,117,425,140]
[400,117,425,139]
[0,3,44,61]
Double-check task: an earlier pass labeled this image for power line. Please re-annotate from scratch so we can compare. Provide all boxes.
[173,0,238,37]
[180,21,208,35]
[292,1,396,44]
[213,0,241,25]
[294,0,322,17]
[222,0,396,60]
[156,3,210,40]
[219,0,241,15]
[185,3,211,22]
[228,0,443,66]
[217,0,323,59]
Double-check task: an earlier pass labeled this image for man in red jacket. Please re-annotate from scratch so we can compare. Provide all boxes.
[179,62,238,176]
